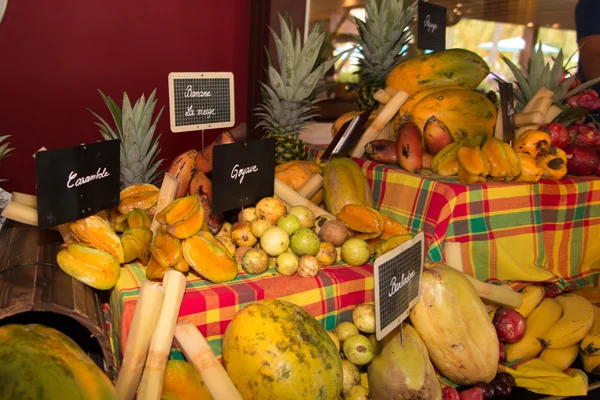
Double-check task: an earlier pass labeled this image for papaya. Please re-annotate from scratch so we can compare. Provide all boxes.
[403,88,497,142]
[409,265,499,385]
[513,130,552,159]
[386,49,490,96]
[323,158,373,216]
[275,160,323,205]
[162,360,212,400]
[222,299,343,400]
[516,153,544,182]
[0,324,117,400]
[368,323,441,400]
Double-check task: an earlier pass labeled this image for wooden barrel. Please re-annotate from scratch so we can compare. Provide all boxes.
[0,219,114,376]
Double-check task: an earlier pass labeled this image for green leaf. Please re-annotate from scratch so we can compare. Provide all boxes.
[550,49,564,90]
[123,118,137,150]
[89,110,119,140]
[539,63,551,92]
[556,105,590,125]
[268,65,287,99]
[122,92,135,134]
[294,32,326,90]
[97,90,122,136]
[564,77,600,98]
[269,27,285,72]
[500,54,533,101]
[137,97,158,143]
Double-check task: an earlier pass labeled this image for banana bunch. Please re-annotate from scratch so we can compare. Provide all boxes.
[431,135,522,184]
[504,286,600,375]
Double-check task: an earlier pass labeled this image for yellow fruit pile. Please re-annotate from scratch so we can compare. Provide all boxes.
[503,286,600,375]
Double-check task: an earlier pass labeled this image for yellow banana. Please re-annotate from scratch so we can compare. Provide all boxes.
[539,294,594,349]
[514,285,545,318]
[581,350,600,375]
[506,298,562,362]
[539,344,579,371]
[570,287,600,305]
[360,372,369,390]
[581,305,600,355]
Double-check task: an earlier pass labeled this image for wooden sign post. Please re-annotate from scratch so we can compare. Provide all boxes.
[168,72,235,134]
[374,232,425,340]
[35,140,120,230]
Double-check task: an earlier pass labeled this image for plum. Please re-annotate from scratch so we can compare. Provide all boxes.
[459,387,483,400]
[498,340,507,363]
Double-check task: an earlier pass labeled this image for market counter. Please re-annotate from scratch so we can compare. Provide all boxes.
[108,262,374,366]
[307,147,600,292]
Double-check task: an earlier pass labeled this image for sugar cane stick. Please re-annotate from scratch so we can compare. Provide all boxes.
[274,179,334,219]
[515,111,545,127]
[494,106,504,139]
[150,173,179,236]
[297,173,323,200]
[11,192,37,209]
[56,223,72,242]
[375,122,391,140]
[522,87,554,113]
[174,322,243,400]
[1,201,38,226]
[373,89,391,105]
[531,96,553,117]
[115,281,165,400]
[444,241,523,308]
[137,270,187,400]
[516,124,540,138]
[544,105,562,123]
[350,89,410,158]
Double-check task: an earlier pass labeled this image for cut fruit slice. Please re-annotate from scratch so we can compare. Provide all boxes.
[156,196,200,226]
[56,244,120,290]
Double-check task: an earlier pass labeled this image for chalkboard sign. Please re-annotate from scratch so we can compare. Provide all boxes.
[35,140,120,230]
[417,1,446,51]
[497,79,516,142]
[211,139,275,214]
[374,232,424,340]
[168,72,235,133]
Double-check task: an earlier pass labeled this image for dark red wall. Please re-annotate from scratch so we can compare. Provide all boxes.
[0,0,250,193]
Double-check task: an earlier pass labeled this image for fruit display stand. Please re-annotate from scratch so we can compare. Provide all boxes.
[108,261,374,365]
[307,147,600,291]
[0,219,114,375]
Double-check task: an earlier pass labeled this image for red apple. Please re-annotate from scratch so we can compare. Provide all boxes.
[565,145,600,176]
[492,307,527,343]
[568,123,598,146]
[442,386,461,400]
[540,122,569,149]
[460,387,484,400]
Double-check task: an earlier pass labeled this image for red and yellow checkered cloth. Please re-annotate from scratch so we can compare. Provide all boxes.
[107,147,600,369]
[308,147,600,291]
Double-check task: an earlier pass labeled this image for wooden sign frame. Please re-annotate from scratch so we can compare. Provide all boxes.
[168,72,235,133]
[374,231,425,340]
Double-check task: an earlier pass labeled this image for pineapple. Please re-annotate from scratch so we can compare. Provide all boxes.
[354,0,417,111]
[501,44,600,112]
[0,135,13,183]
[89,90,165,189]
[256,15,344,164]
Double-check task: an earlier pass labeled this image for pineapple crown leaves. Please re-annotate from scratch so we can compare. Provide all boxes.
[500,43,600,111]
[0,135,14,183]
[88,89,165,186]
[353,0,417,85]
[265,14,347,103]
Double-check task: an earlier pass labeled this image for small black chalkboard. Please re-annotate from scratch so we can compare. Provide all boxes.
[497,79,516,141]
[168,72,235,133]
[211,139,275,214]
[35,140,120,230]
[374,231,424,340]
[417,1,446,51]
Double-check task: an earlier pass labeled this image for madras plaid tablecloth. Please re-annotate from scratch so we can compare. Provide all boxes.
[108,262,373,368]
[308,147,600,290]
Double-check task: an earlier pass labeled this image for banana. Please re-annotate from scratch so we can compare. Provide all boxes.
[505,298,562,362]
[581,351,600,375]
[514,285,545,318]
[539,344,579,371]
[581,305,600,355]
[167,149,198,198]
[570,287,600,305]
[539,294,594,349]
